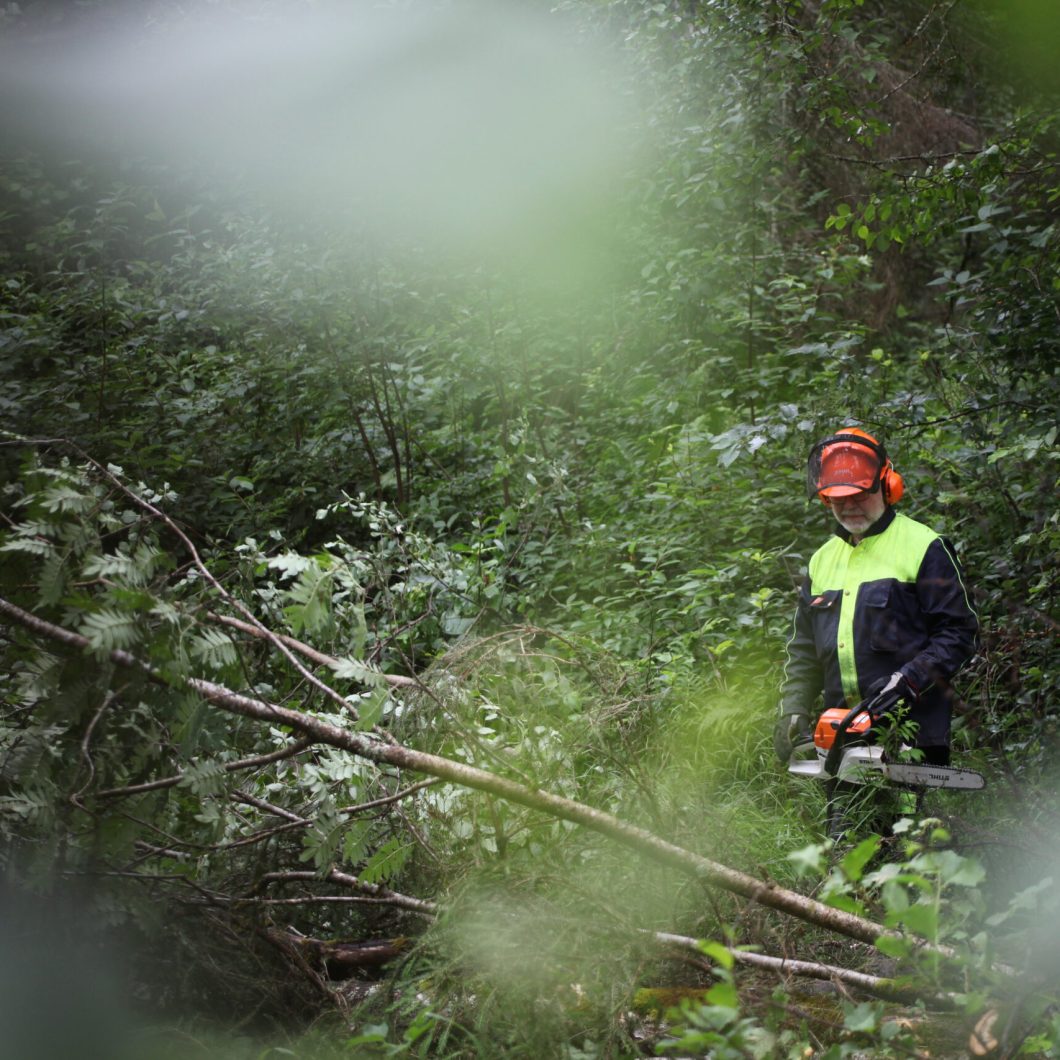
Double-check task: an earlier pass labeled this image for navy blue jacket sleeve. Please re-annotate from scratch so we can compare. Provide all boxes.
[780,577,823,715]
[899,538,979,695]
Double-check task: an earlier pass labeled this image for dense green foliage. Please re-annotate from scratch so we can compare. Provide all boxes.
[1,0,1058,1056]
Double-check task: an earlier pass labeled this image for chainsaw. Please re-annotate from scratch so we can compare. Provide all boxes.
[787,695,985,791]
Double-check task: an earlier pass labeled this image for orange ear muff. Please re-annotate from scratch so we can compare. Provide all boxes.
[882,462,904,504]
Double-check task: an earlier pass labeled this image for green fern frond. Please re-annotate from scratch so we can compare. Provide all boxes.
[283,562,334,636]
[78,607,140,654]
[80,543,164,588]
[132,542,165,582]
[0,535,55,557]
[190,627,239,670]
[82,552,139,581]
[331,655,389,688]
[358,836,411,885]
[300,804,346,873]
[5,518,65,539]
[150,600,183,626]
[40,483,93,515]
[178,759,227,797]
[37,550,68,607]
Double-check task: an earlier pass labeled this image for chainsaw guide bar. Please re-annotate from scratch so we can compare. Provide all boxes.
[789,744,985,789]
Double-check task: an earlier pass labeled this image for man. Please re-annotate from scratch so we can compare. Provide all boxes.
[774,427,979,768]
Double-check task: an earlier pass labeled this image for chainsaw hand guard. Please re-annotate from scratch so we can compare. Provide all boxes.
[864,671,918,721]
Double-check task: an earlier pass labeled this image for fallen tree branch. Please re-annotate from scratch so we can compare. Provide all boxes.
[257,868,437,916]
[206,612,418,688]
[0,595,966,955]
[72,858,436,919]
[339,778,439,814]
[653,931,959,1010]
[222,779,443,853]
[236,895,409,907]
[263,929,410,977]
[232,790,307,823]
[97,738,314,799]
[71,687,119,802]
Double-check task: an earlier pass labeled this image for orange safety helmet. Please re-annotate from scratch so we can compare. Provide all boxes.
[806,427,904,504]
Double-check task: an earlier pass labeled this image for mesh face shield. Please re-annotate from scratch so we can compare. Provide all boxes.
[806,433,887,499]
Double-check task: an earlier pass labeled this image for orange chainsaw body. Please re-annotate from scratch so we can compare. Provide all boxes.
[814,707,872,750]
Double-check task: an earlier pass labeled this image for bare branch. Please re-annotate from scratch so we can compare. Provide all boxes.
[338,778,439,814]
[236,895,409,907]
[207,612,417,688]
[96,738,314,799]
[232,790,307,824]
[653,932,959,1009]
[873,1,959,107]
[204,780,442,855]
[257,868,437,916]
[70,687,120,803]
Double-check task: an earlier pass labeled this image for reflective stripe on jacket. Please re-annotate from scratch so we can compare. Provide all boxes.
[781,507,978,747]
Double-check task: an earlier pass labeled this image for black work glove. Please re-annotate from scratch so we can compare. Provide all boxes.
[865,671,919,721]
[773,708,812,764]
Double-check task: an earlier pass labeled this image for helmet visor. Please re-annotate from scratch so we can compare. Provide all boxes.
[807,436,884,499]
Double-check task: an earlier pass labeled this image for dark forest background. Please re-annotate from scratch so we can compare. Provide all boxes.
[1,1,1057,1056]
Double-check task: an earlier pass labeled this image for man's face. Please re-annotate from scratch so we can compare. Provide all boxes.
[829,489,887,537]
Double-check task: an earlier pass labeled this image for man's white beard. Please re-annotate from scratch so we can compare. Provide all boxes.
[835,511,878,536]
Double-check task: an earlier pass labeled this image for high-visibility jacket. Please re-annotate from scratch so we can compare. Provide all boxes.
[781,507,979,747]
